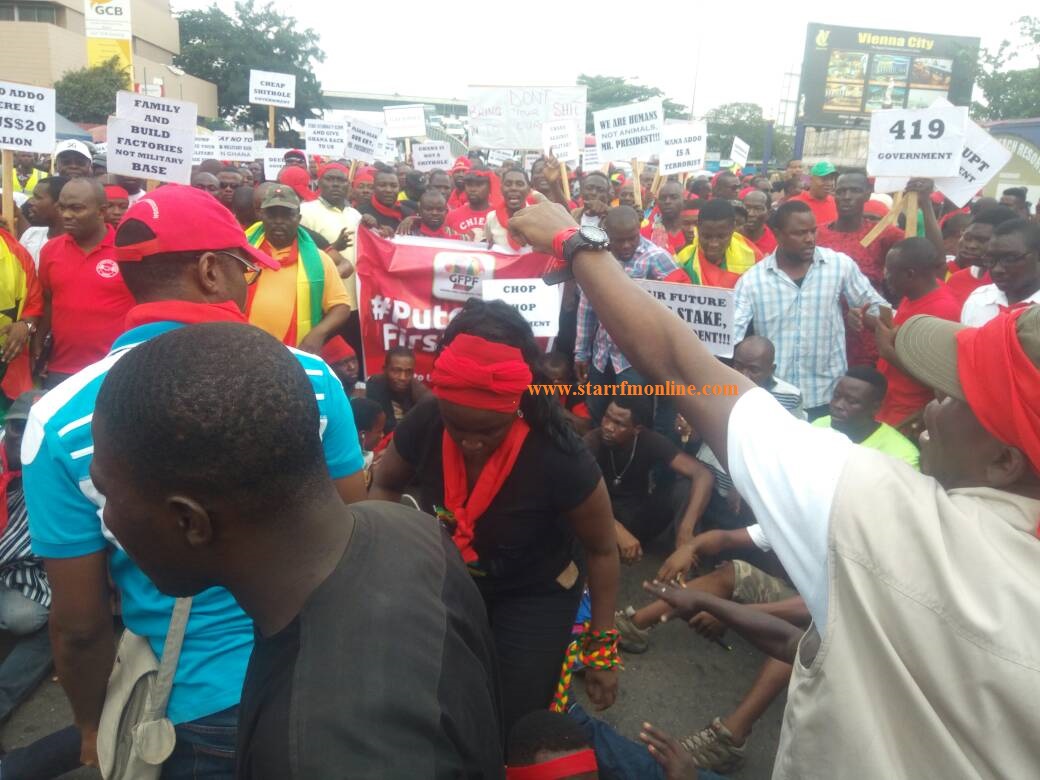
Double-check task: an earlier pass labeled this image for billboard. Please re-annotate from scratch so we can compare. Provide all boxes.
[84,0,133,74]
[798,24,978,129]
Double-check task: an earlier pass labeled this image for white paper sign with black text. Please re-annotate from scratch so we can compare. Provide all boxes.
[867,106,967,178]
[934,119,1012,208]
[261,148,290,180]
[115,91,197,132]
[107,117,192,183]
[541,119,579,163]
[729,136,750,168]
[593,99,663,162]
[305,119,348,158]
[487,149,515,166]
[482,278,561,338]
[249,70,296,108]
[660,122,707,175]
[191,135,217,165]
[636,280,735,358]
[0,80,56,154]
[382,104,426,139]
[215,131,255,162]
[344,119,379,163]
[412,141,452,172]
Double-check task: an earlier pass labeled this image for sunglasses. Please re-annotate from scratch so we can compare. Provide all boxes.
[215,251,262,285]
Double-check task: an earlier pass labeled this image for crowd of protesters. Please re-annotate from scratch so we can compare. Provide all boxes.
[0,132,1036,779]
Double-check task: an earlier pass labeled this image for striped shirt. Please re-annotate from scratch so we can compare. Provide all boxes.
[733,247,888,408]
[0,483,50,608]
[576,237,681,373]
[697,376,805,497]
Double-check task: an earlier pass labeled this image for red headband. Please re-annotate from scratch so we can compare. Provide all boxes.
[318,162,349,179]
[104,185,130,201]
[957,308,1040,476]
[506,750,598,780]
[432,333,532,413]
[321,335,355,363]
[681,209,700,217]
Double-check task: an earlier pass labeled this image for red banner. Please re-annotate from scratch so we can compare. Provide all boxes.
[356,230,557,380]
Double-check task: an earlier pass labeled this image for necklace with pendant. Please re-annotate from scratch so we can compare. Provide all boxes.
[609,432,639,488]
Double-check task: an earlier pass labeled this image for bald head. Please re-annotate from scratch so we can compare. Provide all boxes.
[733,336,776,388]
[58,177,107,241]
[191,171,220,197]
[603,205,641,232]
[63,176,105,206]
[604,206,643,261]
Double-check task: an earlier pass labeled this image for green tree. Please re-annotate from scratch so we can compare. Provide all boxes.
[577,75,687,132]
[972,16,1040,120]
[175,0,325,141]
[54,57,130,124]
[701,102,792,166]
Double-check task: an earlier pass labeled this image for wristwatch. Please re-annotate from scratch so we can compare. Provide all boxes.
[544,225,610,285]
[18,321,37,337]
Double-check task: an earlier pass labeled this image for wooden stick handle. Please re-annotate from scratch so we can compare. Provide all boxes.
[903,190,918,238]
[860,191,905,247]
[348,159,359,184]
[631,158,642,210]
[268,105,276,146]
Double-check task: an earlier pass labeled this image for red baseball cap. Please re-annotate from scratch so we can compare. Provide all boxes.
[113,185,280,269]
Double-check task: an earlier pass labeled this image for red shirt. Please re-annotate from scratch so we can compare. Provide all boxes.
[790,191,838,226]
[640,224,686,254]
[946,266,990,306]
[39,226,135,374]
[446,204,492,238]
[744,226,777,256]
[877,284,962,426]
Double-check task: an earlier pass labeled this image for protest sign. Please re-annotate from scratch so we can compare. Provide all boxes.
[261,148,290,180]
[581,146,600,170]
[482,278,561,338]
[541,119,579,162]
[191,134,218,165]
[593,99,664,161]
[468,85,587,150]
[344,119,379,163]
[487,148,516,166]
[934,119,1012,208]
[635,280,735,358]
[867,105,967,178]
[729,136,750,168]
[248,70,296,108]
[107,116,192,183]
[523,153,542,172]
[115,91,196,131]
[660,122,707,175]
[215,131,255,161]
[376,136,399,163]
[356,231,556,380]
[382,104,426,139]
[305,119,348,158]
[412,141,452,172]
[0,80,56,154]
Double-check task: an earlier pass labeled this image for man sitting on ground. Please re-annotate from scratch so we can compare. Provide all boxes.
[90,322,504,778]
[365,345,430,434]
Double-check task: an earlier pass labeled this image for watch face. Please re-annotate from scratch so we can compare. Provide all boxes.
[578,224,609,245]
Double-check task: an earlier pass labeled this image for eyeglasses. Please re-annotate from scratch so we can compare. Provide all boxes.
[979,251,1035,269]
[215,251,262,285]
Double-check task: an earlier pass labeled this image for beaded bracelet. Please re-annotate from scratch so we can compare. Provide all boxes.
[550,623,623,712]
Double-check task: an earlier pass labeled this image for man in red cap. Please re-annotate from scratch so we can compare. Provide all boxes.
[300,162,360,277]
[22,184,366,774]
[446,168,494,240]
[511,195,1040,779]
[102,185,129,227]
[37,178,135,388]
[283,149,307,169]
[448,156,471,209]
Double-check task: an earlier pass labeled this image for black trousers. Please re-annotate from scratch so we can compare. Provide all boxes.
[611,476,691,543]
[480,577,585,737]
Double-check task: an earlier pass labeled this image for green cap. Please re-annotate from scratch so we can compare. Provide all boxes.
[260,184,300,211]
[810,160,837,177]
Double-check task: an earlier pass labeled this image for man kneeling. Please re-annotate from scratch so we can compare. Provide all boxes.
[89,322,504,779]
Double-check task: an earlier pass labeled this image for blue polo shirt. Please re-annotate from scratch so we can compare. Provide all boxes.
[22,319,365,725]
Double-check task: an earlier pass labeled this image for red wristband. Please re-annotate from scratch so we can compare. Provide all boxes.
[552,227,579,260]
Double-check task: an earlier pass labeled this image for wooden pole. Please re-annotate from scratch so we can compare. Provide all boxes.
[268,105,276,146]
[650,170,663,198]
[631,158,642,210]
[348,159,359,184]
[902,190,918,238]
[860,191,905,247]
[405,137,412,164]
[559,160,571,202]
[0,151,13,235]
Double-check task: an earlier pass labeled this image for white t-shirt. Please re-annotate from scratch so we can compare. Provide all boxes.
[18,226,50,270]
[960,283,1040,326]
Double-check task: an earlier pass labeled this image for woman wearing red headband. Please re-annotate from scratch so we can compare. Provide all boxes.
[372,300,620,735]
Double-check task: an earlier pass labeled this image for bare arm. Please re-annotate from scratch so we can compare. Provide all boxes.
[369,441,414,502]
[668,452,715,546]
[333,471,368,503]
[297,304,351,355]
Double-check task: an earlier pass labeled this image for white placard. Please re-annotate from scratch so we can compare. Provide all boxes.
[934,119,1013,208]
[83,0,131,39]
[115,91,196,131]
[215,131,255,162]
[0,81,56,154]
[487,149,515,166]
[344,119,379,163]
[541,119,579,162]
[872,176,909,193]
[382,104,426,139]
[729,136,750,168]
[660,122,707,175]
[262,148,290,180]
[412,141,452,172]
[482,278,561,338]
[468,85,587,150]
[305,119,348,158]
[248,70,296,108]
[593,98,664,162]
[191,134,218,165]
[636,280,735,358]
[867,106,968,178]
[581,146,600,170]
[523,153,542,172]
[377,136,399,163]
[107,116,192,184]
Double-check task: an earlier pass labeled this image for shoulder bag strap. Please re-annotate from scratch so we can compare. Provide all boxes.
[142,597,193,722]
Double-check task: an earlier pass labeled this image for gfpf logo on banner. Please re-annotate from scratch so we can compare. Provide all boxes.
[433,252,496,302]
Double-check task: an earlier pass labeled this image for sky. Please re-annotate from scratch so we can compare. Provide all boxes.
[171,0,1037,120]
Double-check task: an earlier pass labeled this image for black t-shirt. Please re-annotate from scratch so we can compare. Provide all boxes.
[357,200,416,229]
[393,397,602,591]
[366,374,420,434]
[583,428,680,501]
[236,501,504,779]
